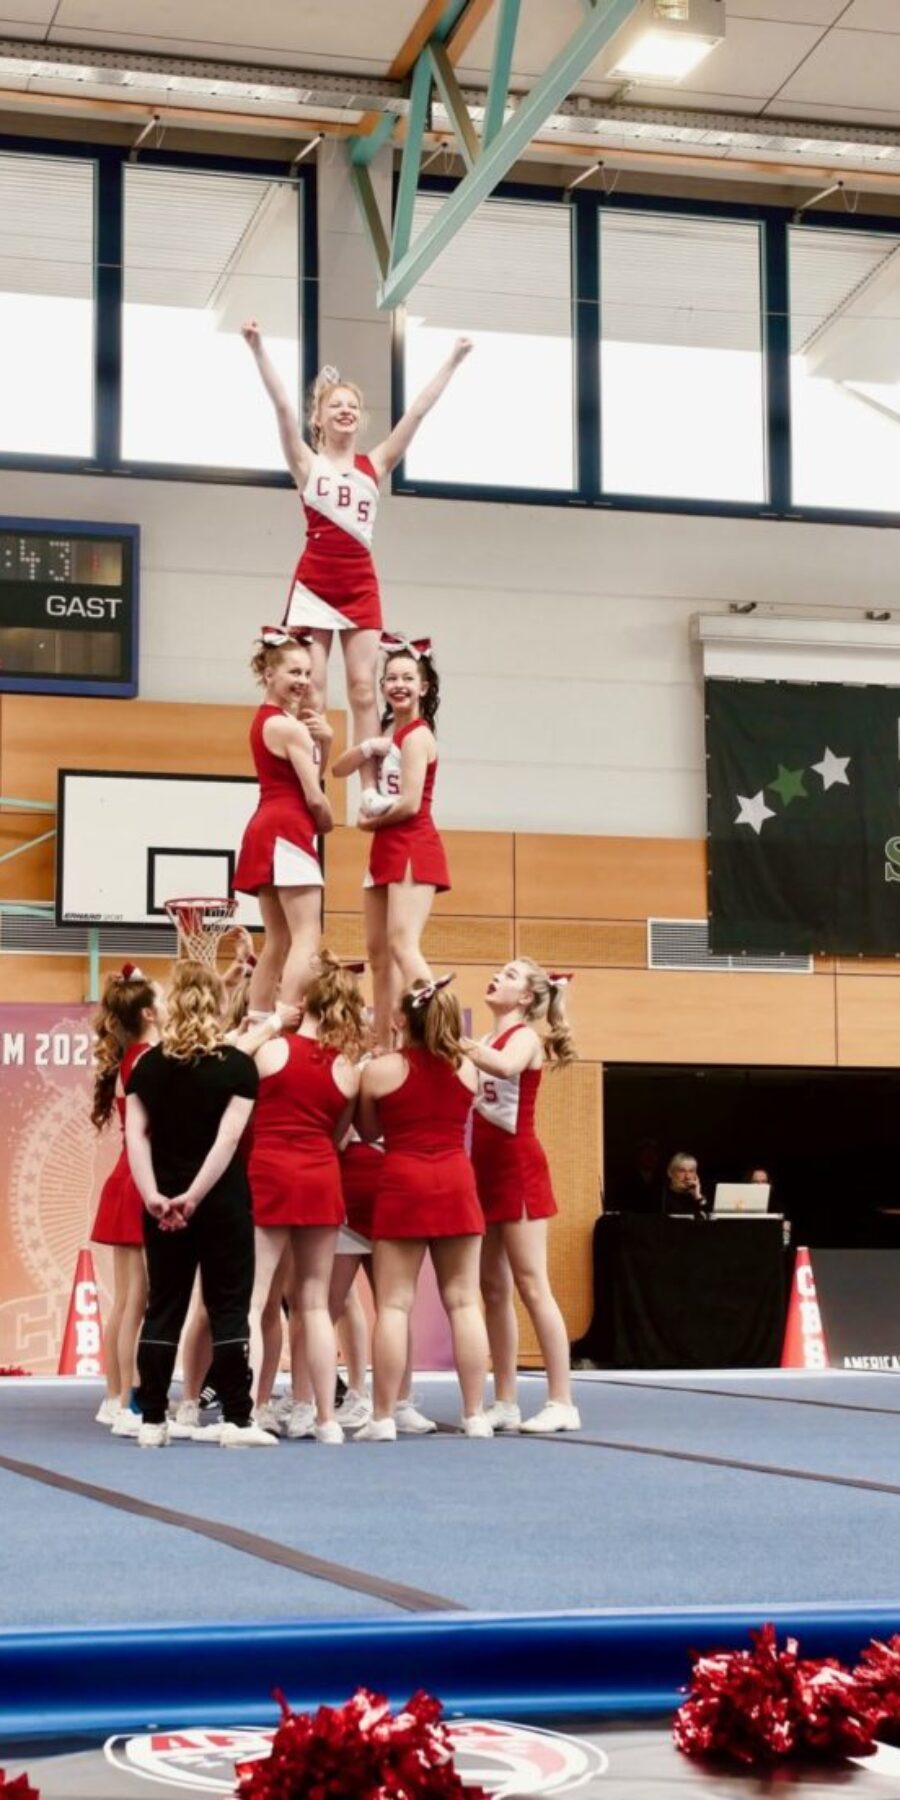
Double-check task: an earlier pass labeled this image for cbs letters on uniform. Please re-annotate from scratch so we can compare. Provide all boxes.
[706,679,900,955]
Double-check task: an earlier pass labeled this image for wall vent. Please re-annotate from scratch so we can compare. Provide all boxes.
[648,918,812,975]
[0,912,177,958]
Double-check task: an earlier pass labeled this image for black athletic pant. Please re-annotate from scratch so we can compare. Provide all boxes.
[137,1181,254,1427]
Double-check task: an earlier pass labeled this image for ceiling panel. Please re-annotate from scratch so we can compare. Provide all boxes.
[727,0,853,20]
[767,97,900,126]
[838,0,900,28]
[51,0,421,66]
[611,17,824,101]
[778,28,900,110]
[457,0,584,82]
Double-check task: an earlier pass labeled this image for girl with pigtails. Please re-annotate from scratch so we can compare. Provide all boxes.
[464,961,582,1436]
[332,635,449,1048]
[356,975,491,1441]
[90,965,161,1433]
[241,320,471,811]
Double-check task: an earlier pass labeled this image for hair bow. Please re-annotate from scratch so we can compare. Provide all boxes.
[548,971,574,990]
[341,959,366,976]
[120,962,145,981]
[260,625,313,648]
[410,972,455,1010]
[319,364,341,384]
[239,953,258,975]
[380,631,432,660]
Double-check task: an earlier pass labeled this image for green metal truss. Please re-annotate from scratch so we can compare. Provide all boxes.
[347,0,640,310]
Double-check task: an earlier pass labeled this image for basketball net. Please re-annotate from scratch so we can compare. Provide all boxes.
[164,896,237,969]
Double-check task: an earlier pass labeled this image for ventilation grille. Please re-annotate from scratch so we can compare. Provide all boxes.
[648,918,812,974]
[0,912,178,958]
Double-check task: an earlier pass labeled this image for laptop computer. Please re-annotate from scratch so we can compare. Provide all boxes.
[713,1182,771,1215]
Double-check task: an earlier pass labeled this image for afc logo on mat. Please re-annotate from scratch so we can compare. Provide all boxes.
[104,1719,608,1793]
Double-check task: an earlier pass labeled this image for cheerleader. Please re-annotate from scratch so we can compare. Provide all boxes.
[466,961,581,1434]
[90,965,160,1432]
[247,951,366,1444]
[356,976,490,1441]
[241,320,471,809]
[234,628,333,1014]
[333,638,448,1047]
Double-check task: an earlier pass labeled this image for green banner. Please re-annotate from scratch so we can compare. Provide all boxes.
[706,678,900,955]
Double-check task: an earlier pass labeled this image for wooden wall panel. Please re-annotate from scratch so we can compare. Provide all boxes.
[836,976,900,1067]
[569,968,837,1067]
[0,812,56,902]
[517,919,646,969]
[515,1062,600,1365]
[515,834,707,922]
[0,955,88,1002]
[324,827,514,917]
[835,957,900,978]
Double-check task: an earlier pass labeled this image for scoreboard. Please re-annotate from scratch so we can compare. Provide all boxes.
[0,518,139,697]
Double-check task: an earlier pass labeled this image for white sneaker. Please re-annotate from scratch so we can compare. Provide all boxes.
[168,1400,200,1440]
[111,1408,142,1438]
[395,1397,438,1435]
[484,1401,521,1433]
[219,1420,279,1449]
[358,789,393,818]
[462,1413,494,1439]
[335,1389,372,1429]
[137,1421,168,1449]
[254,1402,283,1436]
[95,1397,119,1425]
[354,1416,397,1442]
[285,1402,316,1440]
[191,1421,224,1443]
[273,1389,294,1424]
[314,1419,344,1445]
[520,1401,582,1434]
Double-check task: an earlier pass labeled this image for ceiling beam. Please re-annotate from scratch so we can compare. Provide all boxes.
[354,0,471,144]
[446,0,497,63]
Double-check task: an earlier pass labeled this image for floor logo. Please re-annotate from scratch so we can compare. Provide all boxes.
[104,1718,608,1794]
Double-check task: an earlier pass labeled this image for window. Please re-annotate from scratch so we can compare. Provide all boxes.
[402,194,575,490]
[0,154,94,457]
[599,211,766,503]
[122,166,300,470]
[790,225,900,513]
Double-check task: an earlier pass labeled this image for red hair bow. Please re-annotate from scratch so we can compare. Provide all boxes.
[380,631,432,659]
[410,972,455,1009]
[120,962,145,981]
[548,971,574,989]
[341,959,366,975]
[260,625,313,647]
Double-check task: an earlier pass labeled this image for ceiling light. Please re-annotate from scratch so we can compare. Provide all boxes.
[607,0,725,86]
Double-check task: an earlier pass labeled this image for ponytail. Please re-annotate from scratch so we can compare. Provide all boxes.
[91,966,156,1130]
[518,959,577,1068]
[304,949,368,1059]
[400,977,463,1068]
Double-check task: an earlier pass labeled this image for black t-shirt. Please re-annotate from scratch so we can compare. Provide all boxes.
[126,1043,258,1195]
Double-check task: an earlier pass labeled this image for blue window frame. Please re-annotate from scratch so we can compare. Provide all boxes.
[393,177,900,532]
[0,134,317,488]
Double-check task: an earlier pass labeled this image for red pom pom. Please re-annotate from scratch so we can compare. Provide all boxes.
[673,1624,878,1766]
[0,1768,41,1797]
[855,1635,900,1730]
[234,1688,488,1799]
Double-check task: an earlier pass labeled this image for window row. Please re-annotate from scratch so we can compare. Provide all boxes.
[1,150,305,473]
[401,190,900,517]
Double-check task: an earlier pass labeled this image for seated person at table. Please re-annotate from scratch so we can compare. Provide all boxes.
[662,1151,709,1217]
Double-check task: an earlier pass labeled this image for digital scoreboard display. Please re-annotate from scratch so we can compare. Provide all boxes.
[0,518,139,697]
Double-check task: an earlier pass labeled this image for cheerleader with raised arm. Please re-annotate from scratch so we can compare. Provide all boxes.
[241,321,471,811]
[332,637,448,1047]
[356,976,490,1441]
[234,628,333,1016]
[465,961,581,1435]
[90,965,160,1434]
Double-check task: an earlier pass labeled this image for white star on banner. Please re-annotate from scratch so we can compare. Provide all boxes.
[735,791,776,835]
[811,747,851,790]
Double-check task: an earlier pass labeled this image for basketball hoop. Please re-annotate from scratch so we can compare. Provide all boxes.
[164,896,237,969]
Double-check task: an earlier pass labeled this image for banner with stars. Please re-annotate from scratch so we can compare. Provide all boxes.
[706,678,900,954]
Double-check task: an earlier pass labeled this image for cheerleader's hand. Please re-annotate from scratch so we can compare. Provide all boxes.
[275,1001,301,1031]
[300,707,334,748]
[364,735,393,761]
[241,318,262,352]
[356,812,378,832]
[451,335,473,365]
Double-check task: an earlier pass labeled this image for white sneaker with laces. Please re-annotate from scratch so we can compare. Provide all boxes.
[314,1419,344,1445]
[137,1421,168,1449]
[354,1416,397,1442]
[219,1420,279,1449]
[254,1402,283,1436]
[484,1401,521,1433]
[358,789,393,819]
[285,1402,316,1440]
[394,1398,438,1435]
[335,1389,372,1429]
[168,1400,200,1439]
[273,1389,294,1424]
[520,1400,582,1434]
[191,1421,224,1443]
[95,1397,119,1425]
[111,1409,142,1438]
[462,1413,494,1439]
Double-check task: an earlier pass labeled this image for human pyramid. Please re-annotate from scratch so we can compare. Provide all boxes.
[89,325,582,1448]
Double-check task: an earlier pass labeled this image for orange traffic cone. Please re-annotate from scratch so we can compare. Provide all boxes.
[781,1245,829,1369]
[58,1248,106,1377]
